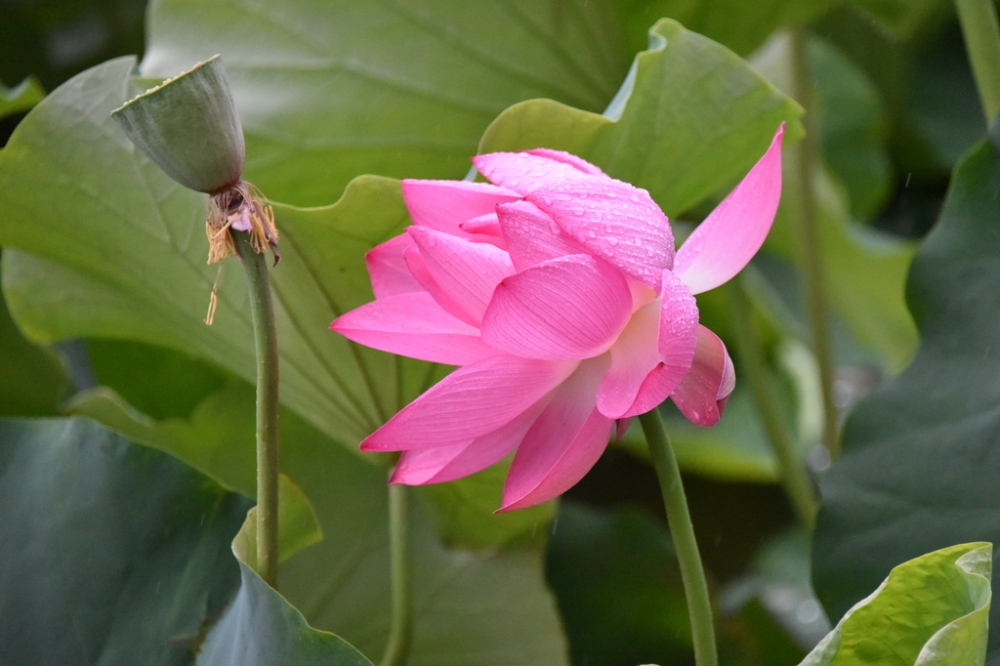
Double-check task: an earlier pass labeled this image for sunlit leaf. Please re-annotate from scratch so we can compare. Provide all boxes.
[805,543,991,666]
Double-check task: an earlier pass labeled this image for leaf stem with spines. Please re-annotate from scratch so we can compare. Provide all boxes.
[790,28,841,460]
[235,230,280,588]
[380,482,413,666]
[639,409,717,666]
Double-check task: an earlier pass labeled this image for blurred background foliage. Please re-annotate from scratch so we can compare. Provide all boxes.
[0,0,996,665]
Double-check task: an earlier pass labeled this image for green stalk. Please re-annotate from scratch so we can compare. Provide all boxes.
[790,28,841,460]
[956,0,1000,124]
[380,481,413,666]
[726,280,818,529]
[639,409,717,666]
[235,231,280,588]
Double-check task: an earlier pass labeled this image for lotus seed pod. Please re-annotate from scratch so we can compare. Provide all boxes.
[112,55,245,194]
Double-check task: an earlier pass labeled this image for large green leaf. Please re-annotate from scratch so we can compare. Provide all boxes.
[480,18,803,218]
[70,380,569,665]
[813,136,1000,664]
[0,417,251,666]
[0,56,432,451]
[0,20,802,459]
[803,543,991,666]
[141,0,632,206]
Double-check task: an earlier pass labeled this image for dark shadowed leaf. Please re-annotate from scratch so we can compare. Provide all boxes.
[813,136,1000,664]
[0,417,251,666]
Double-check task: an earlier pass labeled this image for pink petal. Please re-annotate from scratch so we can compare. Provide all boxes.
[390,400,547,485]
[403,244,477,327]
[459,213,505,246]
[526,176,674,290]
[500,357,613,511]
[366,234,421,299]
[670,326,736,427]
[673,124,785,295]
[407,226,515,324]
[597,271,699,418]
[496,200,586,271]
[360,355,577,451]
[595,300,660,419]
[524,148,605,175]
[472,152,590,195]
[331,292,500,366]
[481,255,632,361]
[401,179,521,234]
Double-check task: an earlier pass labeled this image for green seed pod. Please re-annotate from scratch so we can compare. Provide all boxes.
[112,55,245,194]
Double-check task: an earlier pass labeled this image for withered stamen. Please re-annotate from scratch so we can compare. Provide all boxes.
[206,180,279,265]
[204,181,279,325]
[204,264,225,325]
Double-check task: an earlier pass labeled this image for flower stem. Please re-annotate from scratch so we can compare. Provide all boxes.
[639,409,717,666]
[726,279,818,529]
[235,231,280,589]
[790,28,841,460]
[380,481,413,666]
[956,0,1000,124]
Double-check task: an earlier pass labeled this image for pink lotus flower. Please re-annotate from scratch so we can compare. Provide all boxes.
[332,126,784,510]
